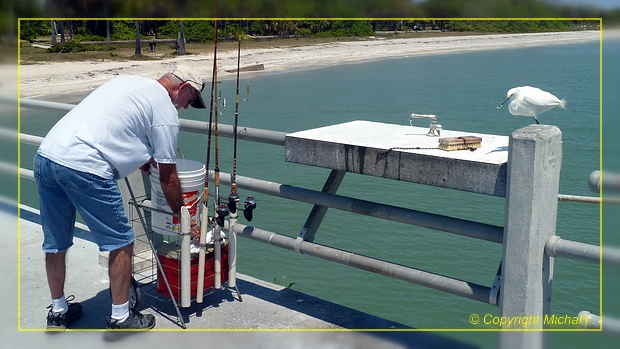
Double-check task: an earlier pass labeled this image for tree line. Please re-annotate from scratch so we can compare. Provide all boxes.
[4,0,620,45]
[20,19,597,44]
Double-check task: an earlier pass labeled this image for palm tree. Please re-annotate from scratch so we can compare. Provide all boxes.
[135,20,141,57]
[106,20,111,45]
[50,20,57,45]
[178,20,186,55]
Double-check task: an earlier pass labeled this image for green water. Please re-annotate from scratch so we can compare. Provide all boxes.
[19,40,601,330]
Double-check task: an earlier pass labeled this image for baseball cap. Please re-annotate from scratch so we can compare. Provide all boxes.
[169,65,206,109]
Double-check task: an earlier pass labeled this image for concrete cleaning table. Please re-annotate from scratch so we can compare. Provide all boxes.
[285,120,510,197]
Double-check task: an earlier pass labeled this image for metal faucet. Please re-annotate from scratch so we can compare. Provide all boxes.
[409,113,442,137]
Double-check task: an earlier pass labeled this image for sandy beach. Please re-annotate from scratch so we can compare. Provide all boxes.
[18,31,599,100]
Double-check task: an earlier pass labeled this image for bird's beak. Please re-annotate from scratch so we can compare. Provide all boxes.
[497,95,512,109]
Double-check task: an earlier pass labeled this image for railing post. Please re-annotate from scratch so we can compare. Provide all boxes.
[499,125,562,347]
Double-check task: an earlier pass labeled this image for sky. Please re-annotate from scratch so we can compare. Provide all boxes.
[552,0,619,9]
[414,0,619,10]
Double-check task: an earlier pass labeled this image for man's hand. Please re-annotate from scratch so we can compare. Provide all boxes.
[157,163,183,215]
[139,157,157,176]
[190,224,201,242]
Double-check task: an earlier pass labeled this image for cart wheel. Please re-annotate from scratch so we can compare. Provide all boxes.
[129,277,141,310]
[109,276,141,310]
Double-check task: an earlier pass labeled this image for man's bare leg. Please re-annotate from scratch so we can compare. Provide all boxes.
[108,242,133,305]
[46,250,67,300]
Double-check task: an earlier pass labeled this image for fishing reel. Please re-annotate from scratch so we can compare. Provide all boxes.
[227,186,256,222]
[243,196,257,222]
[215,203,229,228]
[228,192,240,214]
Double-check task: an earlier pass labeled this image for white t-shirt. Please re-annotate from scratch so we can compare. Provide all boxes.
[38,75,179,180]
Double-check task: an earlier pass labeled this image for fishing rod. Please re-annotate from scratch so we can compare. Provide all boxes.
[227,31,243,207]
[226,28,243,300]
[196,19,218,304]
[212,20,228,291]
[239,20,256,221]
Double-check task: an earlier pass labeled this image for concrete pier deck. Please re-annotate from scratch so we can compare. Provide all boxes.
[5,201,483,348]
[18,204,407,331]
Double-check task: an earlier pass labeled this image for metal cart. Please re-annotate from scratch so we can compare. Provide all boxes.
[123,177,235,329]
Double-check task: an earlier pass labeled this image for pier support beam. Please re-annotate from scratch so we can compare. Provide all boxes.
[295,169,345,251]
[499,125,562,348]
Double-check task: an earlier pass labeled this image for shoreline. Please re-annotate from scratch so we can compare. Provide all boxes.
[19,31,599,100]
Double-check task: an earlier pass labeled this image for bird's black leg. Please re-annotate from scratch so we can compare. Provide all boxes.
[533,116,539,124]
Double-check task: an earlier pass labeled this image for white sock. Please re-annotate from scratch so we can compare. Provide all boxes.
[51,294,68,315]
[111,301,130,323]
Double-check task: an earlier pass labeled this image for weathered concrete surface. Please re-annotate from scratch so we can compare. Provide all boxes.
[285,121,509,197]
[499,125,562,335]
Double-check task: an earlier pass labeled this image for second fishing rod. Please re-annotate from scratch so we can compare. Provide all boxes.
[211,20,228,292]
[197,19,223,302]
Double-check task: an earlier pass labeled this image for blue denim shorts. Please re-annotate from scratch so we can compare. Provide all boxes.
[34,153,135,253]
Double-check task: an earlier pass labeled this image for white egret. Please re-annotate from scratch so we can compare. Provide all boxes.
[497,86,566,124]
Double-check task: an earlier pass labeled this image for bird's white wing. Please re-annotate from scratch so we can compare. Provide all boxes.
[520,88,562,106]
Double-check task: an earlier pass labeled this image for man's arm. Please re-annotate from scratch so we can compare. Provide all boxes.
[139,157,156,176]
[157,163,184,214]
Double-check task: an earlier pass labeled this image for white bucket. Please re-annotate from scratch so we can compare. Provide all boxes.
[150,159,206,236]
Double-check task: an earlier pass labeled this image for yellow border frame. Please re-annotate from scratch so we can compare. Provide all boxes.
[16,18,603,332]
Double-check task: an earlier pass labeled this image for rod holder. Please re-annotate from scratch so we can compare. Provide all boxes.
[180,206,191,308]
[409,113,442,137]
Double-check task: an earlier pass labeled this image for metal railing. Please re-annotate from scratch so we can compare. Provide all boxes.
[5,96,617,341]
